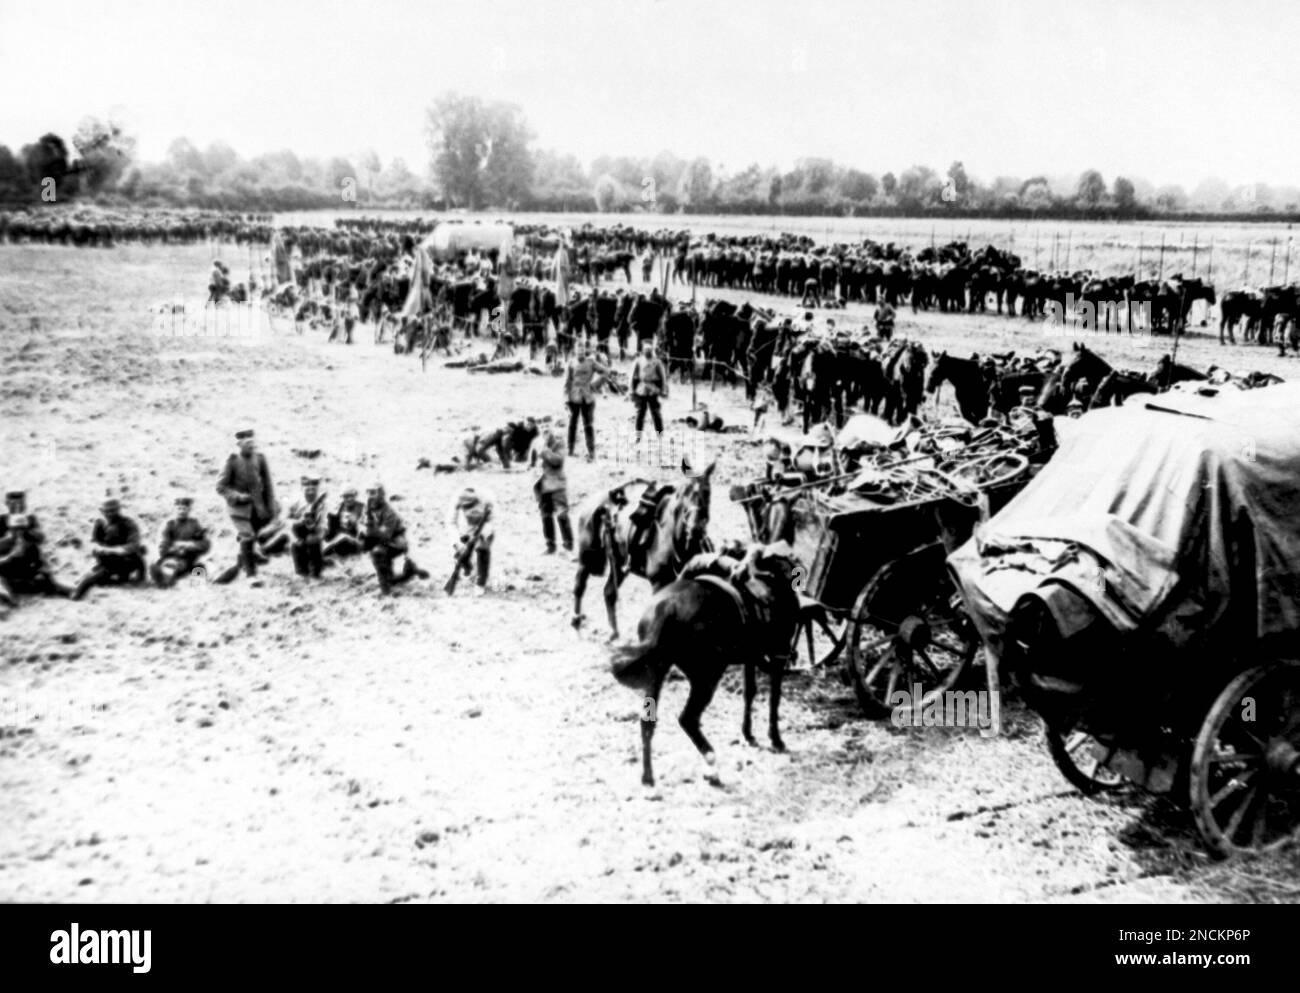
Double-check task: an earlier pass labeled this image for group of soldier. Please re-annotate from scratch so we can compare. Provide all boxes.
[0,428,520,610]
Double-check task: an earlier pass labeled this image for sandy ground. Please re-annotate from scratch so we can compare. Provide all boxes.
[2,243,1298,903]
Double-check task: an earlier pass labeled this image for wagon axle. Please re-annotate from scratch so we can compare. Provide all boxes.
[896,615,932,649]
[1265,738,1300,778]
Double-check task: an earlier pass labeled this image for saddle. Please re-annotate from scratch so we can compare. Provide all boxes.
[679,543,799,666]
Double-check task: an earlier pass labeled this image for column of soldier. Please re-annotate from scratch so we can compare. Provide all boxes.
[0,429,514,609]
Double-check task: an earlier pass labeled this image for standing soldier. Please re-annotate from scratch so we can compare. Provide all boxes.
[564,340,606,462]
[630,340,670,448]
[71,497,146,600]
[214,428,278,584]
[0,490,71,605]
[324,487,365,559]
[446,485,495,596]
[641,248,654,284]
[287,476,328,578]
[362,483,428,596]
[150,496,211,587]
[874,299,896,341]
[531,429,573,556]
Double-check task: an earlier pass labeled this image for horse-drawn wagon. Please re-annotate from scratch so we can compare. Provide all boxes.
[949,384,1300,856]
[733,414,1050,716]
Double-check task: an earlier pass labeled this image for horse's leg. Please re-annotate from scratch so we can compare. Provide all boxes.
[678,661,722,774]
[572,565,589,629]
[603,548,623,641]
[641,669,666,787]
[768,660,786,752]
[742,660,758,746]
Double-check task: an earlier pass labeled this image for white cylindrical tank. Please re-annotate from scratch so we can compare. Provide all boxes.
[424,222,515,260]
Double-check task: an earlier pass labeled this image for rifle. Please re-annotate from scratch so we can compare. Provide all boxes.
[444,508,492,595]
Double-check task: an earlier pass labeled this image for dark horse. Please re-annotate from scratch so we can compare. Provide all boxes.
[573,460,715,640]
[881,341,928,424]
[926,351,990,423]
[610,543,800,786]
[1039,343,1112,413]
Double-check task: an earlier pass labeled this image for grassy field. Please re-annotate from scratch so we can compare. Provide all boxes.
[279,208,1300,286]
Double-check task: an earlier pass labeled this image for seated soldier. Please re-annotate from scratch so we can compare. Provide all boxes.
[0,489,71,605]
[324,487,365,559]
[71,497,146,600]
[150,496,211,587]
[363,483,429,596]
[287,476,328,578]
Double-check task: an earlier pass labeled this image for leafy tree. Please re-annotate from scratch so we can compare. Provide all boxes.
[880,172,897,198]
[21,133,70,189]
[1075,169,1106,208]
[946,160,970,200]
[166,137,206,176]
[839,169,878,204]
[203,141,238,178]
[72,116,136,193]
[1112,176,1136,214]
[0,145,30,200]
[425,92,534,209]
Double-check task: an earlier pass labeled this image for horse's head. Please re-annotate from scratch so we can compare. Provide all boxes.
[925,351,949,393]
[676,458,716,557]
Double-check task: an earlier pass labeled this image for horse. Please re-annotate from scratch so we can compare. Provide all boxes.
[609,542,800,786]
[881,341,928,424]
[1150,354,1207,390]
[1041,343,1112,413]
[926,351,990,423]
[572,460,715,640]
[1091,370,1157,407]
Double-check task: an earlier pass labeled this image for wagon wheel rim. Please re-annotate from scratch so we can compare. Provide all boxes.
[1190,662,1300,858]
[846,547,978,719]
[1045,722,1127,795]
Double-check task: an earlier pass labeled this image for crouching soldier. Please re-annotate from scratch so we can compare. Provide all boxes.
[531,430,573,555]
[0,489,71,605]
[324,487,365,559]
[150,496,211,587]
[447,486,494,596]
[287,476,328,578]
[363,483,429,596]
[71,497,146,600]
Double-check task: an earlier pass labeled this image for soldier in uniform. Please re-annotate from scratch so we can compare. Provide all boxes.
[463,417,540,470]
[0,490,71,605]
[71,497,146,600]
[630,340,669,446]
[150,496,211,587]
[286,476,328,578]
[363,483,429,596]
[874,300,897,340]
[214,428,277,583]
[531,429,573,555]
[564,340,606,461]
[446,485,495,596]
[324,487,365,559]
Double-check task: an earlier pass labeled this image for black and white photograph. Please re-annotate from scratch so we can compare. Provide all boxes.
[1,0,1299,924]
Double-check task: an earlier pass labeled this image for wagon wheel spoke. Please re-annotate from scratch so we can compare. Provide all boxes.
[1207,767,1257,811]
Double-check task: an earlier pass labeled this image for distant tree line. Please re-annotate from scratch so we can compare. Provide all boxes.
[4,102,1300,222]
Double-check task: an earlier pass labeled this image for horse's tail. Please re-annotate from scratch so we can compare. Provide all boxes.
[610,638,659,692]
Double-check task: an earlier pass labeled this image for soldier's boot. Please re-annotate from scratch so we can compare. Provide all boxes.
[542,514,557,554]
[70,570,100,602]
[404,558,430,582]
[212,562,241,585]
[239,541,258,577]
[474,547,491,592]
[371,550,394,595]
[290,544,309,577]
[309,545,324,578]
[35,573,72,598]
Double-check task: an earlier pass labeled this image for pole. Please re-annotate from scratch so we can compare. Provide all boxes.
[1064,229,1072,270]
[1269,236,1277,284]
[1051,230,1058,271]
[1191,233,1199,277]
[1285,237,1292,285]
[1136,231,1143,276]
[1243,240,1252,285]
[1208,235,1215,282]
[1158,231,1165,280]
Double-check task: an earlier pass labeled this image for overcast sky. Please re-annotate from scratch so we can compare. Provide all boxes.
[1,0,1295,189]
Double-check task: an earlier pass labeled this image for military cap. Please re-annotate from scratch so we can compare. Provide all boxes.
[301,475,321,486]
[341,487,358,498]
[235,429,255,440]
[101,497,121,512]
[174,496,194,506]
[4,489,24,500]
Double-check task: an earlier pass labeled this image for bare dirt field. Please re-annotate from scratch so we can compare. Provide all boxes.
[2,243,1299,903]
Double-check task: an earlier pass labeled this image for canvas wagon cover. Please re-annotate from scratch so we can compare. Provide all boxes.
[949,384,1300,655]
